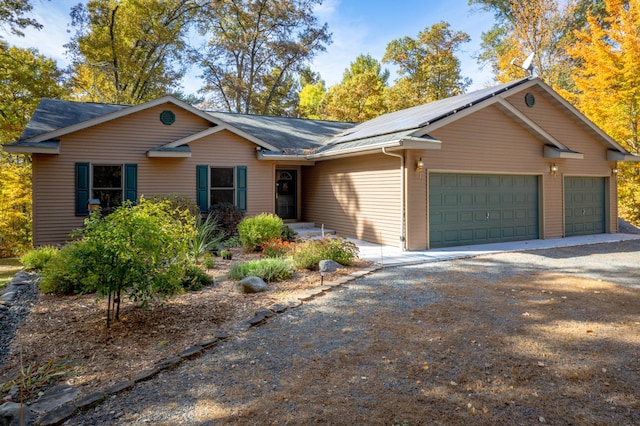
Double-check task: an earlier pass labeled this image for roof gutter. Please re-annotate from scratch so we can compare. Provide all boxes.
[381,147,406,251]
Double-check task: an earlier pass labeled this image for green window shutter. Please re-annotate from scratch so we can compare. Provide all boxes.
[75,162,90,216]
[236,166,247,212]
[124,164,137,203]
[196,165,209,213]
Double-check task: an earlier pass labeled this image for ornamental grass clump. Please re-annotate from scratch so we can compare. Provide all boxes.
[228,257,295,282]
[237,213,284,252]
[292,237,359,270]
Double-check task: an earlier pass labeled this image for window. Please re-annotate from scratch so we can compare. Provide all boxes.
[75,163,137,216]
[93,165,123,213]
[210,167,235,205]
[196,165,247,213]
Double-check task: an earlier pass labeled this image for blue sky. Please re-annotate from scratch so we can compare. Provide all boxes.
[2,0,497,94]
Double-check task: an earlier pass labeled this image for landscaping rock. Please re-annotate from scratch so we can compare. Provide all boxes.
[0,401,33,426]
[29,384,80,414]
[234,277,268,294]
[319,260,343,273]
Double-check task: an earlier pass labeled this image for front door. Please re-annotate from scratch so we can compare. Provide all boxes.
[276,169,297,220]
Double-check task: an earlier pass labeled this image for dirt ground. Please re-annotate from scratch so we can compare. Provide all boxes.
[0,248,368,401]
[3,244,640,425]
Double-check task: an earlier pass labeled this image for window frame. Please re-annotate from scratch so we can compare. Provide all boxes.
[209,166,236,207]
[75,162,137,216]
[196,165,247,214]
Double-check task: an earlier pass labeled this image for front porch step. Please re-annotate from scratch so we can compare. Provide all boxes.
[286,222,336,239]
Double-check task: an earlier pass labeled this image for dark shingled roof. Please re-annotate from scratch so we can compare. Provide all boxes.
[208,111,354,153]
[19,98,129,141]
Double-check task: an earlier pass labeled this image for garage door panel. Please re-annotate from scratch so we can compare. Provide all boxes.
[429,173,539,248]
[564,177,605,237]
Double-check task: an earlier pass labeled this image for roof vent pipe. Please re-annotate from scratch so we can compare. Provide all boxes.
[381,147,406,251]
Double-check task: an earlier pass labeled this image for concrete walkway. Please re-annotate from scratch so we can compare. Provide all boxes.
[350,233,640,267]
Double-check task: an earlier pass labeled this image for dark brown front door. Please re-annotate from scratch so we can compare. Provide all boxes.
[276,169,297,220]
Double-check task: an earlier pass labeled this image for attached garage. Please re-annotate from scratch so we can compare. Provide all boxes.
[564,176,606,237]
[429,173,539,248]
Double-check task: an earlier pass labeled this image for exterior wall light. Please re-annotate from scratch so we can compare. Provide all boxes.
[416,157,424,173]
[550,163,558,175]
[612,168,619,175]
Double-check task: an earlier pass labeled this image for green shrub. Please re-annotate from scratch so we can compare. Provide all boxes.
[238,213,284,252]
[76,198,191,326]
[202,252,216,269]
[228,257,294,282]
[146,193,200,220]
[180,264,213,291]
[208,203,245,237]
[291,237,359,270]
[20,246,59,271]
[222,236,242,248]
[39,241,95,294]
[281,224,297,242]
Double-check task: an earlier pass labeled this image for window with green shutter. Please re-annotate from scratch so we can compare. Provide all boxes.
[75,163,138,215]
[197,165,247,212]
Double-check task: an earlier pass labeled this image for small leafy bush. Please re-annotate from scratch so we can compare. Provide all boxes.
[281,224,297,242]
[146,193,200,220]
[261,238,295,258]
[39,241,95,294]
[208,203,245,237]
[292,237,359,270]
[180,264,213,291]
[222,236,241,248]
[228,257,294,282]
[20,246,59,271]
[238,213,284,252]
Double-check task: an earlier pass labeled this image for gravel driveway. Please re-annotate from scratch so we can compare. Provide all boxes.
[66,240,640,425]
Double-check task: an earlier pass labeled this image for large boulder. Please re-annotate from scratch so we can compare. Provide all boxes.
[319,260,343,274]
[234,276,268,294]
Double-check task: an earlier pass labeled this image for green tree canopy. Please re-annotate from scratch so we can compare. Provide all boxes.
[470,0,591,90]
[0,0,43,37]
[320,54,389,122]
[66,0,203,104]
[383,21,471,110]
[196,0,331,115]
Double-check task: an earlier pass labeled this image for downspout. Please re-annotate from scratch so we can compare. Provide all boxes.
[382,147,406,251]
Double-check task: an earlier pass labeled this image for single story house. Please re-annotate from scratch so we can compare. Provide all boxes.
[3,77,638,250]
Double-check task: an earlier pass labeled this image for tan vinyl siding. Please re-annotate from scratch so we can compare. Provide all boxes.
[302,154,402,247]
[31,103,274,246]
[411,98,616,243]
[505,88,617,234]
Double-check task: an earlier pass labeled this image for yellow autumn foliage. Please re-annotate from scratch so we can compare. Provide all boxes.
[0,154,32,256]
[568,0,640,225]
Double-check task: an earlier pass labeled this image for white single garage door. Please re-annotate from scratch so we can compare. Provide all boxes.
[429,173,539,248]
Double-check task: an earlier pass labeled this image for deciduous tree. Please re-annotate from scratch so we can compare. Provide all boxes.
[196,0,331,115]
[568,0,640,224]
[0,42,68,256]
[470,0,581,89]
[383,22,471,110]
[0,0,43,37]
[66,0,202,104]
[320,54,389,122]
